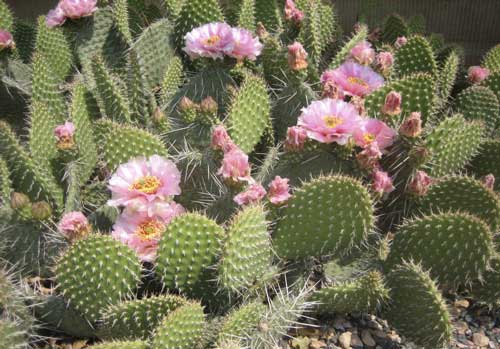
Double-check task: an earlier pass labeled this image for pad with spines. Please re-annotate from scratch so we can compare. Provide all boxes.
[227,74,270,153]
[311,271,389,315]
[273,176,375,260]
[219,204,271,293]
[381,14,409,44]
[237,0,256,32]
[156,213,224,294]
[0,158,12,205]
[95,119,167,172]
[469,139,500,191]
[0,0,13,31]
[385,260,452,348]
[127,49,150,124]
[419,176,500,232]
[482,70,500,100]
[328,24,368,69]
[482,44,500,72]
[454,85,499,135]
[386,212,494,287]
[260,34,288,87]
[112,0,133,44]
[394,35,437,77]
[471,256,500,306]
[408,14,426,34]
[28,103,58,177]
[254,0,282,33]
[151,301,206,349]
[218,301,267,343]
[87,341,149,349]
[101,295,188,340]
[160,56,184,106]
[298,0,326,67]
[436,50,459,110]
[364,73,436,124]
[0,320,28,349]
[425,115,484,177]
[13,20,36,63]
[55,234,142,323]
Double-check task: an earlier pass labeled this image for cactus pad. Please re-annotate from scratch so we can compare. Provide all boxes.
[482,44,500,72]
[471,256,500,306]
[88,341,149,349]
[482,70,500,100]
[455,85,499,136]
[469,139,500,191]
[382,14,409,44]
[218,301,267,342]
[394,36,437,77]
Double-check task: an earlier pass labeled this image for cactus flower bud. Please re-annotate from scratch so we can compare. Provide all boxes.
[54,121,76,150]
[59,0,98,19]
[482,174,495,190]
[350,41,375,65]
[284,0,304,24]
[285,126,307,151]
[268,176,291,205]
[256,23,268,39]
[46,4,67,27]
[200,96,218,114]
[287,42,308,71]
[408,170,433,196]
[395,36,408,48]
[178,96,198,123]
[399,112,422,138]
[467,66,489,84]
[31,201,53,220]
[0,30,15,50]
[10,192,30,210]
[152,107,166,124]
[376,51,394,74]
[372,170,395,195]
[58,211,91,242]
[381,91,402,116]
[234,183,266,205]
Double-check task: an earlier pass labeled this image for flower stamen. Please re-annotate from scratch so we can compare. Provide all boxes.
[131,176,162,194]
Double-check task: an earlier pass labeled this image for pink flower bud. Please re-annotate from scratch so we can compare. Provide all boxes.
[234,183,267,205]
[60,0,98,19]
[408,170,433,196]
[268,176,291,205]
[482,174,495,190]
[356,142,382,170]
[376,51,394,74]
[395,36,407,48]
[218,148,252,184]
[467,66,490,84]
[211,124,234,152]
[350,41,375,65]
[54,121,76,150]
[372,170,395,195]
[46,5,67,27]
[284,0,304,24]
[287,42,308,71]
[58,211,91,241]
[399,112,422,138]
[0,30,14,50]
[381,91,402,116]
[285,126,307,151]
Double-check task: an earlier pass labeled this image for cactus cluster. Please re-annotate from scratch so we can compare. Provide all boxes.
[0,1,499,348]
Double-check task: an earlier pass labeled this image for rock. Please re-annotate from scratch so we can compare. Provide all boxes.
[473,332,489,347]
[333,317,345,331]
[455,321,468,335]
[367,320,383,331]
[454,299,470,309]
[291,337,311,349]
[372,330,387,340]
[309,339,326,349]
[361,329,376,347]
[350,333,363,349]
[338,331,352,349]
[343,321,353,329]
[387,331,401,344]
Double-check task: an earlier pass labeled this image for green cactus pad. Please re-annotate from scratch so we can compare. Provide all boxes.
[219,204,271,293]
[127,49,150,124]
[482,44,500,72]
[469,139,500,191]
[101,295,188,340]
[0,158,12,205]
[28,103,58,177]
[160,56,184,106]
[408,14,426,34]
[425,115,484,177]
[174,0,224,51]
[311,271,389,315]
[218,301,267,342]
[88,341,149,349]
[13,20,36,63]
[364,73,436,124]
[0,320,27,349]
[133,19,175,89]
[482,70,500,100]
[56,234,142,323]
[254,0,281,32]
[385,260,452,348]
[156,213,224,294]
[471,256,500,306]
[151,301,206,349]
[382,14,409,44]
[273,176,375,260]
[95,119,167,171]
[237,0,255,31]
[394,35,437,77]
[419,176,500,231]
[298,1,327,67]
[113,0,133,44]
[455,85,499,135]
[227,75,270,153]
[386,212,494,287]
[260,34,288,87]
[436,50,459,110]
[0,0,13,31]
[329,25,368,69]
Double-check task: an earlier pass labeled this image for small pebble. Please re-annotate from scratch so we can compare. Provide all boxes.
[338,331,352,349]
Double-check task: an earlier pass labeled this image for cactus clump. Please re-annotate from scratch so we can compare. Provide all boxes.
[455,85,500,135]
[218,300,267,343]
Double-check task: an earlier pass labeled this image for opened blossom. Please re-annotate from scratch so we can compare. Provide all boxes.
[353,118,396,150]
[108,155,181,208]
[183,22,233,59]
[54,121,76,150]
[408,170,432,196]
[321,62,384,97]
[268,176,291,205]
[234,183,266,206]
[0,30,14,50]
[218,148,252,183]
[58,211,91,241]
[350,41,375,65]
[298,98,361,145]
[467,66,489,84]
[285,126,307,151]
[227,27,263,61]
[112,203,185,262]
[372,170,395,194]
[288,42,308,71]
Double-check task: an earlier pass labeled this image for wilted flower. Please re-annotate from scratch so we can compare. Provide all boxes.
[399,112,422,138]
[467,66,490,84]
[372,170,395,194]
[287,42,308,71]
[234,183,267,205]
[322,80,345,100]
[395,36,408,48]
[353,118,396,150]
[285,126,308,151]
[350,41,375,65]
[211,124,234,152]
[46,5,67,27]
[408,170,433,196]
[321,62,384,97]
[381,91,402,116]
[268,176,291,205]
[218,148,252,184]
[58,211,91,241]
[54,121,76,150]
[482,174,495,190]
[376,51,394,74]
[284,0,304,23]
[0,30,15,50]
[356,142,382,170]
[183,22,233,60]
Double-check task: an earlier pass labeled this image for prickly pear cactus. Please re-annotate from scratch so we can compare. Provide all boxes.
[469,139,500,191]
[87,341,149,349]
[454,85,499,136]
[218,300,267,343]
[394,36,437,77]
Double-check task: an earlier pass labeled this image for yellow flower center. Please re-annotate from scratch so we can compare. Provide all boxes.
[204,35,221,46]
[347,76,368,87]
[130,176,162,194]
[363,133,376,144]
[323,115,343,128]
[136,220,165,241]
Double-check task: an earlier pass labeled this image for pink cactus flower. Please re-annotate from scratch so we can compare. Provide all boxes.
[107,155,181,208]
[321,62,384,97]
[467,66,490,84]
[227,27,263,61]
[408,170,433,196]
[46,4,67,27]
[58,211,91,241]
[482,174,495,190]
[285,126,308,151]
[211,124,235,152]
[54,121,76,150]
[399,112,423,138]
[395,36,408,48]
[59,0,97,19]
[284,0,304,23]
[268,176,291,205]
[353,118,396,150]
[218,148,252,183]
[111,202,185,262]
[381,91,402,116]
[350,41,375,65]
[372,170,395,194]
[0,30,14,50]
[183,22,233,60]
[234,183,267,205]
[376,51,394,74]
[356,142,382,170]
[297,98,361,145]
[288,42,308,71]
